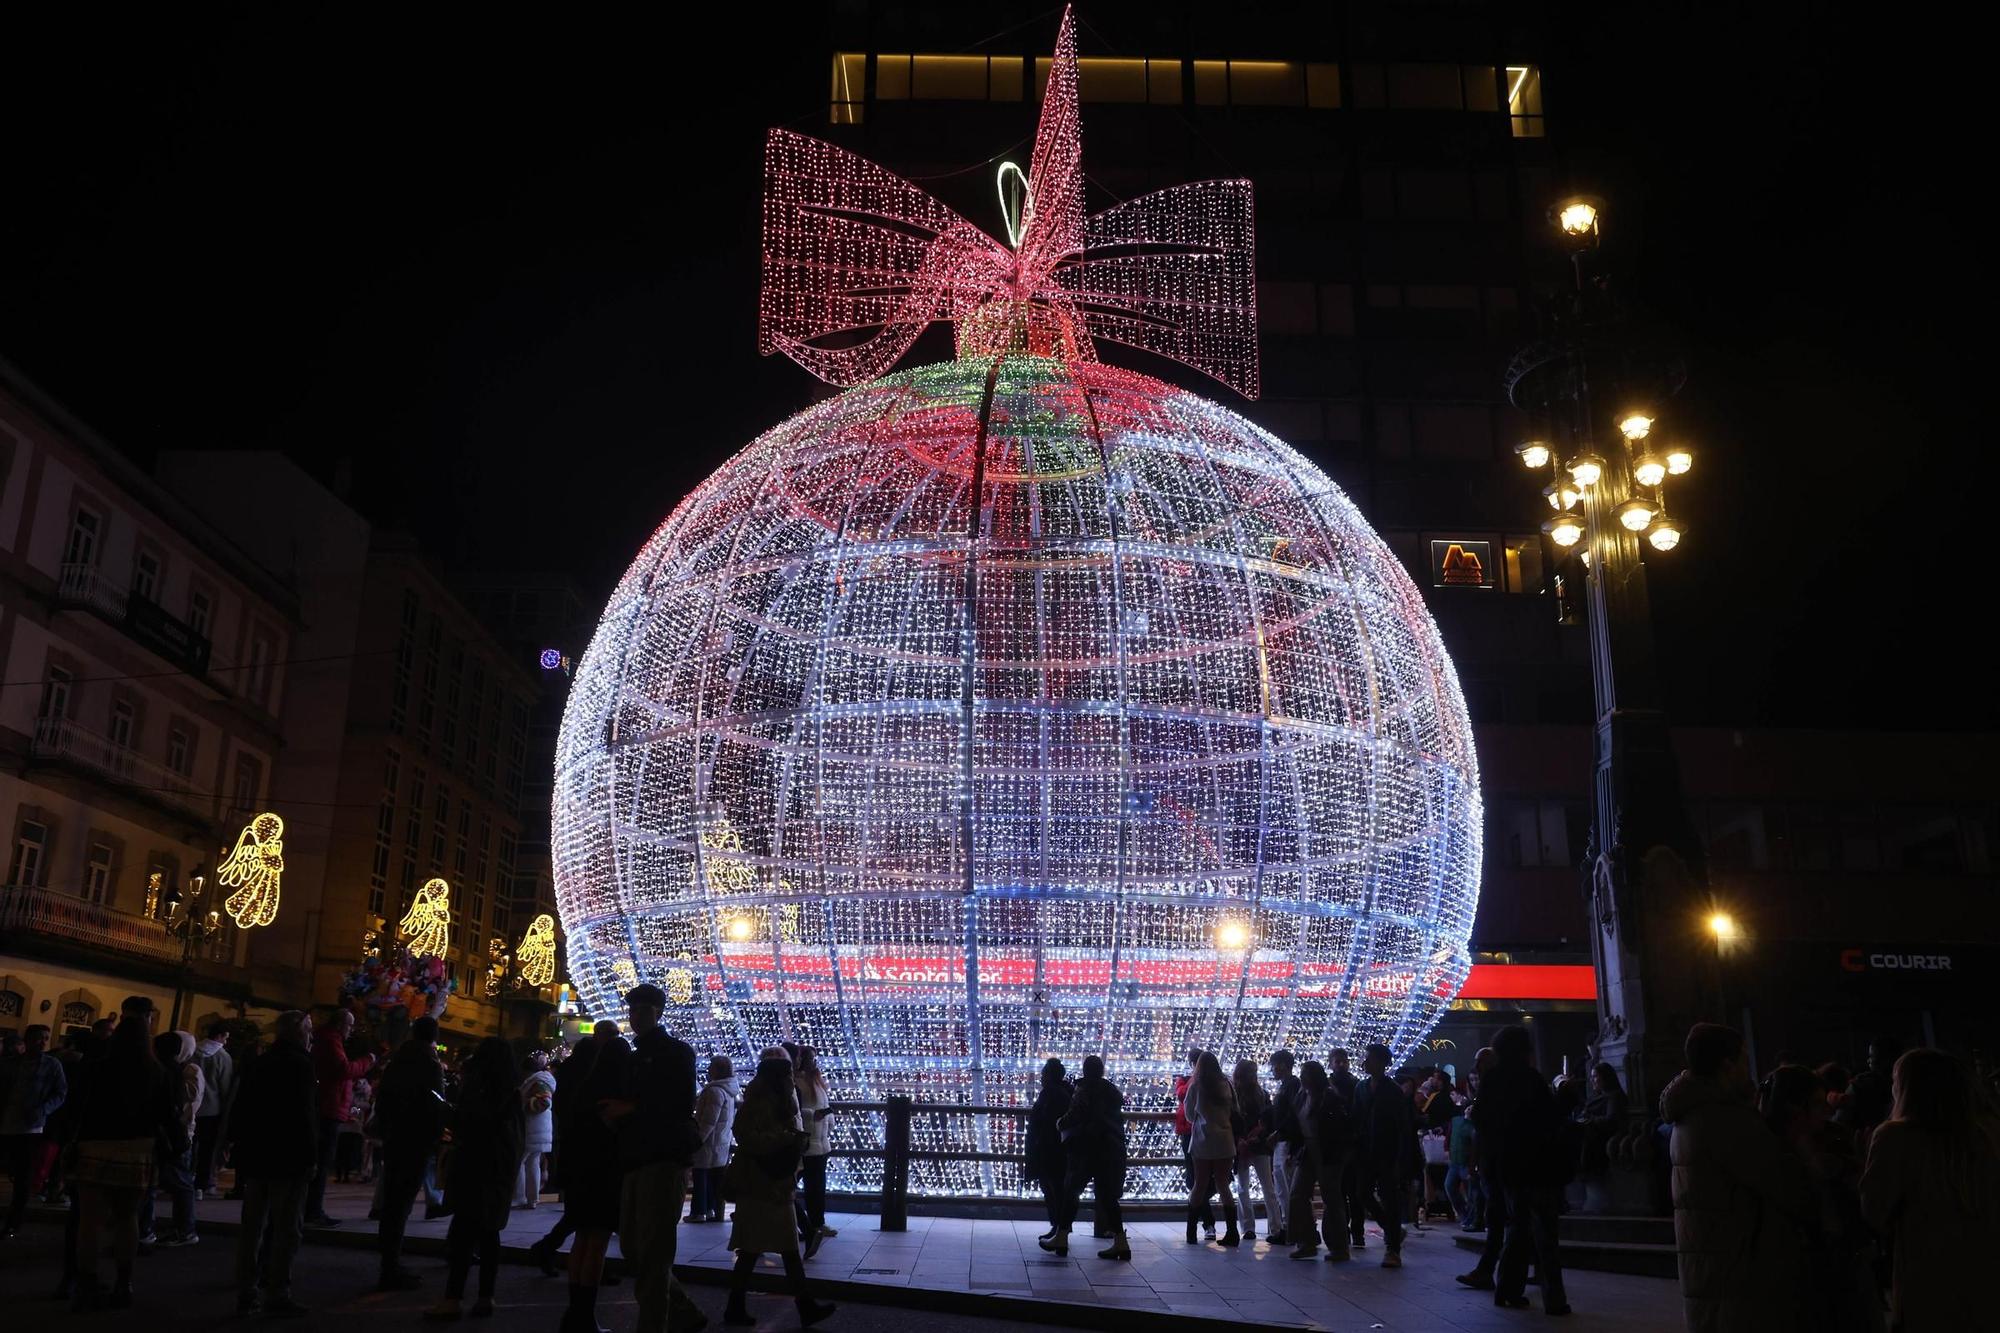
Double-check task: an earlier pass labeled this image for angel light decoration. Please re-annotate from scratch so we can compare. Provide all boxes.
[554,7,1480,1198]
[217,811,285,928]
[516,913,558,988]
[401,877,453,957]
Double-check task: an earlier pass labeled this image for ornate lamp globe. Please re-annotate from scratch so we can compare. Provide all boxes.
[1666,446,1694,476]
[1633,453,1667,488]
[1647,515,1685,551]
[1567,454,1607,489]
[1544,510,1586,548]
[1617,497,1657,532]
[552,8,1480,1199]
[1515,440,1552,470]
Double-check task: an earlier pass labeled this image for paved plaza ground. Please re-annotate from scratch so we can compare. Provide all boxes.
[1,1181,1686,1331]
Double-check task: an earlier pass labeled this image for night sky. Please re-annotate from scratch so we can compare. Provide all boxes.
[0,6,1980,729]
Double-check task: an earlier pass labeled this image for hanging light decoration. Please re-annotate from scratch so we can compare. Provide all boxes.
[1544,510,1586,548]
[1515,440,1551,470]
[1542,479,1581,511]
[1666,446,1694,476]
[1618,413,1654,442]
[1556,199,1600,244]
[1647,514,1685,551]
[516,913,558,987]
[1632,452,1667,488]
[401,878,453,957]
[553,6,1481,1202]
[1617,497,1657,532]
[1567,454,1606,489]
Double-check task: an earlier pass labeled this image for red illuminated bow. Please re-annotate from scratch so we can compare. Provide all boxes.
[758,7,1259,398]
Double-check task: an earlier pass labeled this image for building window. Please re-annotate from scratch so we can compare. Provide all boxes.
[65,508,101,566]
[232,753,263,812]
[433,789,450,866]
[10,819,49,887]
[84,840,114,904]
[476,814,492,890]
[166,726,191,777]
[108,698,136,750]
[1883,807,1964,873]
[1306,62,1341,108]
[188,588,213,638]
[246,631,273,707]
[455,806,470,877]
[132,550,161,603]
[1706,804,1771,871]
[829,52,864,123]
[497,828,518,902]
[385,749,401,795]
[1502,535,1545,595]
[39,666,74,723]
[1507,65,1545,137]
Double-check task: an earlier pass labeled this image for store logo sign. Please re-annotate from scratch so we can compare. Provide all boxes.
[1430,540,1494,589]
[1840,949,1953,973]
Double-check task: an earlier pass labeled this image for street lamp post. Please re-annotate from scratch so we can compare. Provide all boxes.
[164,866,224,1031]
[1506,198,1711,1115]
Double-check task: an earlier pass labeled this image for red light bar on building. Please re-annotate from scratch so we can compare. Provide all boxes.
[1457,964,1597,1002]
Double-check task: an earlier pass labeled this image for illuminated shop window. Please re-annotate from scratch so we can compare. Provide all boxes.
[1307,62,1342,108]
[913,54,988,100]
[1226,60,1305,106]
[989,55,1023,101]
[830,52,864,123]
[876,52,911,100]
[1507,65,1545,137]
[1036,56,1178,103]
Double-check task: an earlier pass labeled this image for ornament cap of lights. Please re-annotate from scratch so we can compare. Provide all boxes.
[1633,452,1667,488]
[1543,510,1586,548]
[1617,498,1657,532]
[1646,514,1685,551]
[1666,446,1694,476]
[1553,195,1603,248]
[1617,412,1654,442]
[1566,453,1606,489]
[1514,439,1552,470]
[555,6,1481,1200]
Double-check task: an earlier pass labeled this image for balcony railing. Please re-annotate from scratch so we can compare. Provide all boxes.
[32,715,210,818]
[57,562,214,680]
[0,882,181,963]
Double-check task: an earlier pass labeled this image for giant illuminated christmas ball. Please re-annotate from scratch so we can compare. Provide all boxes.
[552,9,1479,1196]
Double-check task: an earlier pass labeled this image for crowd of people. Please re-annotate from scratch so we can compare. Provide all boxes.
[5,995,1998,1331]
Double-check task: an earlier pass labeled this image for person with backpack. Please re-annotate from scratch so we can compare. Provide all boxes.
[143,1029,203,1247]
[1286,1059,1354,1260]
[1355,1043,1415,1269]
[1043,1054,1130,1259]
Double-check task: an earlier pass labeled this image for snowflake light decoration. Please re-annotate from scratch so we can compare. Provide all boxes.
[553,8,1479,1198]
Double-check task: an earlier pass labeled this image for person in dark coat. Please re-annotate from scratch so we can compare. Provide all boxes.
[1354,1043,1415,1268]
[1266,1049,1301,1245]
[1470,1025,1571,1314]
[424,1037,525,1319]
[1042,1054,1130,1259]
[1024,1057,1073,1240]
[230,1010,319,1317]
[1455,1046,1507,1289]
[1284,1059,1355,1261]
[69,995,176,1311]
[604,984,702,1333]
[1329,1047,1366,1249]
[552,1022,628,1333]
[373,1015,447,1290]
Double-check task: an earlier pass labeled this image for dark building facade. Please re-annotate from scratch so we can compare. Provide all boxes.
[804,3,1997,1077]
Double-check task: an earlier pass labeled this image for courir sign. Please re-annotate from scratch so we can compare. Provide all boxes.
[1840,949,1954,972]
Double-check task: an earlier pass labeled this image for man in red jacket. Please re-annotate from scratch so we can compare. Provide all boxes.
[303,1008,373,1227]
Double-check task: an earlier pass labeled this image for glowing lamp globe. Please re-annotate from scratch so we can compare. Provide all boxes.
[551,8,1480,1198]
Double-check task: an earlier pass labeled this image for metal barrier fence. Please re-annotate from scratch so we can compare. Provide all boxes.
[822,1098,1185,1231]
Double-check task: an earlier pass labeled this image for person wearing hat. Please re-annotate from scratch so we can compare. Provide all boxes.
[604,983,704,1333]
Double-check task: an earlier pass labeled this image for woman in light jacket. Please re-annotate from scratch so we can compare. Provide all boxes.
[723,1050,834,1328]
[788,1043,834,1257]
[688,1056,740,1223]
[1182,1050,1240,1246]
[514,1053,555,1208]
